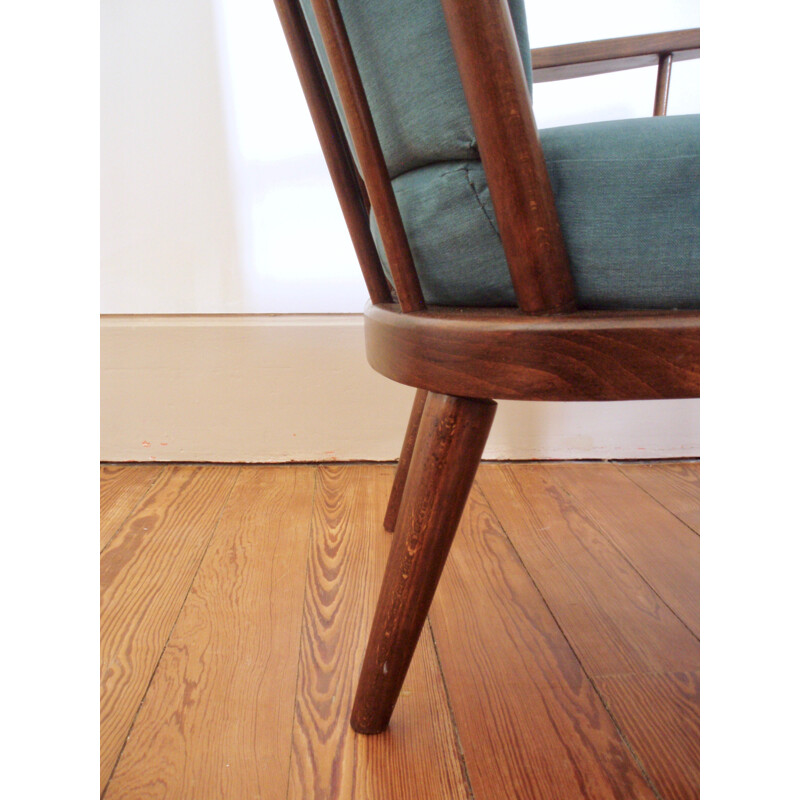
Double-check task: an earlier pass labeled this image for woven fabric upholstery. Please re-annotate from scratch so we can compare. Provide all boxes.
[372,115,700,309]
[298,0,531,178]
[299,0,699,309]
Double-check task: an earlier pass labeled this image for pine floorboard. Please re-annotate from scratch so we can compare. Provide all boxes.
[428,484,656,800]
[616,462,700,534]
[540,463,700,637]
[100,465,240,792]
[477,464,699,800]
[101,461,699,800]
[288,465,469,800]
[100,465,163,550]
[105,466,316,800]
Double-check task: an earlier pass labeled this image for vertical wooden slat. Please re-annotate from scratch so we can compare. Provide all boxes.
[305,0,426,312]
[440,0,576,314]
[273,0,392,305]
[653,52,673,116]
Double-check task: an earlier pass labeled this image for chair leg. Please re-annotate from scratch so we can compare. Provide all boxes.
[351,392,496,734]
[384,388,428,532]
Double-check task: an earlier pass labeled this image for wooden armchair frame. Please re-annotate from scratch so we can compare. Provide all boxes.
[274,0,699,735]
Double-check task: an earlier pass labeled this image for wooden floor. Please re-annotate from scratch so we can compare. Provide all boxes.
[100,461,699,800]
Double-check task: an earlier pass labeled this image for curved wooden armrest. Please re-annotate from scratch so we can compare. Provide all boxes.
[531,28,700,83]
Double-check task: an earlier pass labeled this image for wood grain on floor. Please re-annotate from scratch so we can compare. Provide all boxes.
[100,465,163,550]
[616,462,700,534]
[100,461,699,800]
[100,465,239,790]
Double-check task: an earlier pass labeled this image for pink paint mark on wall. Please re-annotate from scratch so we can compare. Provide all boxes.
[141,440,151,447]
[160,442,168,446]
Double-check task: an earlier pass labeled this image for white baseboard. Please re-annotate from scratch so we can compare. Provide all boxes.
[100,314,699,462]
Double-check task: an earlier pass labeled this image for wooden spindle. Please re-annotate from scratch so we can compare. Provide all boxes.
[273,0,391,304]
[383,388,428,532]
[307,0,426,312]
[440,0,576,314]
[653,52,673,116]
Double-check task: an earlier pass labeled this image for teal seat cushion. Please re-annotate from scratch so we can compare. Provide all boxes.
[372,114,700,309]
[297,0,699,309]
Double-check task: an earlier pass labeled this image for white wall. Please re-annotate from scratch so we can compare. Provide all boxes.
[101,316,699,463]
[101,0,700,462]
[101,0,700,315]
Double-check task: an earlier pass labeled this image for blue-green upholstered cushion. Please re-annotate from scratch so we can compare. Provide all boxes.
[298,0,532,178]
[372,115,700,309]
[297,0,699,309]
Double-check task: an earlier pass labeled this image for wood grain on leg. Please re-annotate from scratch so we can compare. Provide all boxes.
[289,465,470,800]
[351,393,496,734]
[100,465,239,791]
[104,467,315,800]
[384,389,428,532]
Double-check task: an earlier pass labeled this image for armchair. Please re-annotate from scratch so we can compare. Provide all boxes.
[273,0,699,735]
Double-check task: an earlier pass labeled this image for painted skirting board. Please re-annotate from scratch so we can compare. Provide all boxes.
[101,314,699,462]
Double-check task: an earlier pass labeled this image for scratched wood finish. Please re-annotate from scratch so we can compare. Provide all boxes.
[530,29,700,82]
[288,465,469,800]
[100,465,162,550]
[616,462,700,533]
[441,0,575,313]
[383,388,428,533]
[104,467,315,800]
[352,393,496,733]
[597,672,700,800]
[100,465,239,792]
[365,304,700,401]
[477,464,699,800]
[544,463,699,637]
[429,485,656,800]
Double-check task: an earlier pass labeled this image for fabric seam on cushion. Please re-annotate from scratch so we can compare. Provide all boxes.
[458,165,501,240]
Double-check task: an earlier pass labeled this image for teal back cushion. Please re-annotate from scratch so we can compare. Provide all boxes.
[298,0,532,178]
[298,0,700,310]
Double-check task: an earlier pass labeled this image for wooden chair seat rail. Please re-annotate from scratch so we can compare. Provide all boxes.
[364,304,700,402]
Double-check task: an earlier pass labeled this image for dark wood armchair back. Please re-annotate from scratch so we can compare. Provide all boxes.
[273,0,576,314]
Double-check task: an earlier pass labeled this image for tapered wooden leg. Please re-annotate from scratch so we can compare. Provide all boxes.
[384,388,428,532]
[351,392,496,734]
